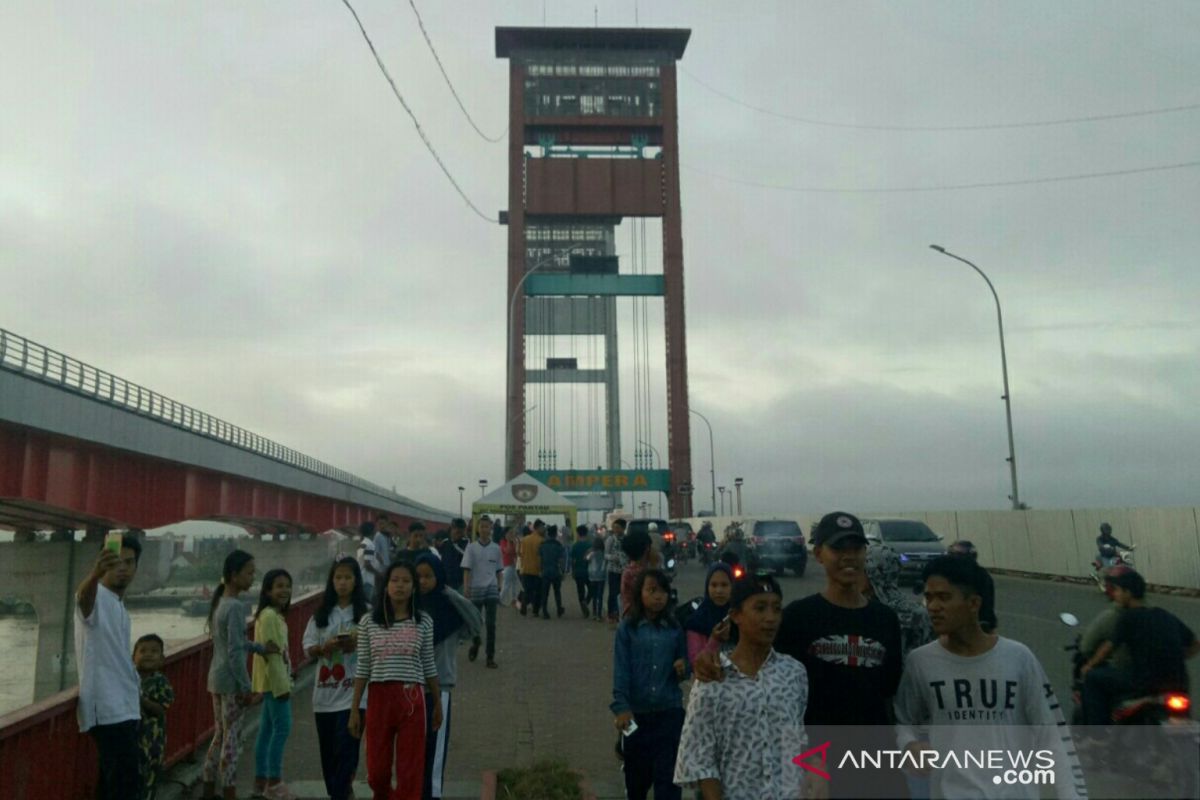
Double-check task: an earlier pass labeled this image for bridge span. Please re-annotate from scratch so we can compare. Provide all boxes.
[0,327,449,534]
[0,327,450,701]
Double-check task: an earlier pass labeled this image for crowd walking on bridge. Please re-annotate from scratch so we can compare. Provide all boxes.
[69,510,1199,800]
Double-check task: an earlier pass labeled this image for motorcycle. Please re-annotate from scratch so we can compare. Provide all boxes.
[1060,611,1198,793]
[661,529,678,562]
[1059,612,1087,725]
[1090,545,1135,591]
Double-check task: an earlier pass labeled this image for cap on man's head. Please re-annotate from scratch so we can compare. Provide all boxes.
[730,573,783,609]
[451,518,466,529]
[812,511,867,549]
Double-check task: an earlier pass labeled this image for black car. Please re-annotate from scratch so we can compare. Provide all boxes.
[749,519,807,577]
[862,518,945,585]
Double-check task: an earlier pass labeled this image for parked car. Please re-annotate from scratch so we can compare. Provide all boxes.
[749,519,807,577]
[861,518,944,585]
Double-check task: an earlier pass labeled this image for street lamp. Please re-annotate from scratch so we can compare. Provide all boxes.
[734,477,744,515]
[689,408,717,515]
[637,439,663,519]
[718,486,726,516]
[479,478,488,498]
[457,486,465,516]
[930,245,1021,510]
[506,245,595,481]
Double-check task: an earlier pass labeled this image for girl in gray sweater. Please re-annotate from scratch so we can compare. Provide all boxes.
[201,550,280,800]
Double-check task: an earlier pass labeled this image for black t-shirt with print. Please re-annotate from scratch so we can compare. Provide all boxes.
[777,592,903,727]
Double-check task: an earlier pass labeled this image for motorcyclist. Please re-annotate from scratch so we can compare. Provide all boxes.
[1079,566,1135,672]
[696,522,717,561]
[718,522,754,571]
[1095,522,1132,567]
[1080,568,1200,732]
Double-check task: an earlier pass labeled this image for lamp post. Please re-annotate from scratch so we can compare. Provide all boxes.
[506,245,594,482]
[718,486,726,516]
[479,478,488,498]
[734,477,744,515]
[689,408,717,515]
[637,439,663,519]
[457,486,465,517]
[930,245,1021,509]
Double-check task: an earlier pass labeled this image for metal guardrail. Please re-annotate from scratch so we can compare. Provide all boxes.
[0,328,444,518]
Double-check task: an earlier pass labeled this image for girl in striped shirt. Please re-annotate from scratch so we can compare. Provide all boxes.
[349,561,441,800]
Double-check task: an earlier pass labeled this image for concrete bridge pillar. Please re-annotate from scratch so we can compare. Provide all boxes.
[0,537,170,703]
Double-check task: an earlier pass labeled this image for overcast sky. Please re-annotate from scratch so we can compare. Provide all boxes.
[2,1,1198,519]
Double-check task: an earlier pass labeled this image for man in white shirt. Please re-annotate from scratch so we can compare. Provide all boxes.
[894,556,1087,800]
[370,515,396,587]
[75,533,143,800]
[462,515,504,669]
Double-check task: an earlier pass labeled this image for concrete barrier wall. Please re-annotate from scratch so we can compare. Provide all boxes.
[680,507,1200,589]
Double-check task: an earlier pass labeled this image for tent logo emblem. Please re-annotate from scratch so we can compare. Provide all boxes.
[512,484,539,503]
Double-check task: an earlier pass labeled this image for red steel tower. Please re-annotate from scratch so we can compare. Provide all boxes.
[496,27,694,517]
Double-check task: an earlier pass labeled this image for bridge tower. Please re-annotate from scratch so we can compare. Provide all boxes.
[496,27,693,518]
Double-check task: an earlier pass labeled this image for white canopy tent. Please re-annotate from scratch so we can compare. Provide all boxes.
[471,472,578,533]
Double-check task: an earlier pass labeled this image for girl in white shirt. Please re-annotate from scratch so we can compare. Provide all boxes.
[302,557,371,800]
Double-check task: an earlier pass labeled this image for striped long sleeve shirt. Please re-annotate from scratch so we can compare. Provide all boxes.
[355,613,438,685]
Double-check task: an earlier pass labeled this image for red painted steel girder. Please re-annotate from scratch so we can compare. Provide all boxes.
[0,422,430,533]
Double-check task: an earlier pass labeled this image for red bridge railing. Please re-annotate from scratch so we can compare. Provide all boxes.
[0,590,322,800]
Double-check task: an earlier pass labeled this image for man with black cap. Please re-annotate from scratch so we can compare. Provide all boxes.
[778,511,903,798]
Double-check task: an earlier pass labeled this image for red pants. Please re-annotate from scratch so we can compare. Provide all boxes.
[365,682,426,800]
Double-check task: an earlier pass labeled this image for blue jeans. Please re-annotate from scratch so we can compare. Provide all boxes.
[607,572,622,618]
[254,692,292,779]
[589,579,605,617]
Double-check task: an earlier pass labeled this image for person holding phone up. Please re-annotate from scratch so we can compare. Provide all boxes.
[76,532,144,800]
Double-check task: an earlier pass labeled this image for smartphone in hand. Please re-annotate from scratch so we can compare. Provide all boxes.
[104,531,123,555]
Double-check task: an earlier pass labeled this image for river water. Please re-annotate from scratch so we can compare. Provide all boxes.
[0,585,320,717]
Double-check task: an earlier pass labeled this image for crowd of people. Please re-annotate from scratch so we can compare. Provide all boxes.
[71,514,1196,800]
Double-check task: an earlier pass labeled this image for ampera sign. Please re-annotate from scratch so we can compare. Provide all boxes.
[528,469,670,493]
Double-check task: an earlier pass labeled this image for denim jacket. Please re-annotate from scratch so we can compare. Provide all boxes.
[611,617,689,714]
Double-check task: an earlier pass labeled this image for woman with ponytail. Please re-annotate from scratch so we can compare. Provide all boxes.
[201,550,280,800]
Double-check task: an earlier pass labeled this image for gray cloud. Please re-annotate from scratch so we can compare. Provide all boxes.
[2,1,1197,516]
